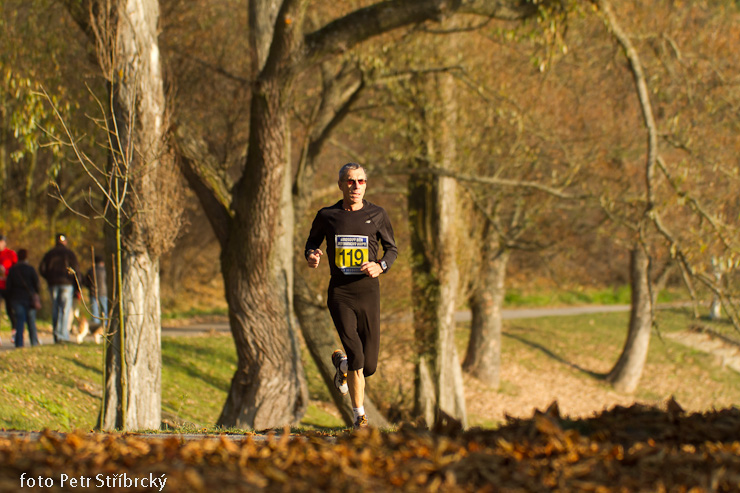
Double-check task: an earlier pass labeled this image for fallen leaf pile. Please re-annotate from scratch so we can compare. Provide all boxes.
[1,400,739,492]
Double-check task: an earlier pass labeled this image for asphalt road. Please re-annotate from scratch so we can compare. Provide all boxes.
[3,302,684,349]
[460,303,635,321]
[165,303,639,335]
[0,318,232,349]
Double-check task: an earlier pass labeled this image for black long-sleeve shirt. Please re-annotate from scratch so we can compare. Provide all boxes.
[305,200,398,281]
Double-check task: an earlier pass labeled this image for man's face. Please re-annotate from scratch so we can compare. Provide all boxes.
[339,168,367,207]
[0,240,6,251]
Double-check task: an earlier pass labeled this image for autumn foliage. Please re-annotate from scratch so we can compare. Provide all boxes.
[1,400,739,492]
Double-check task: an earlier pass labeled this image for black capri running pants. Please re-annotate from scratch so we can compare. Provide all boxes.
[327,276,380,377]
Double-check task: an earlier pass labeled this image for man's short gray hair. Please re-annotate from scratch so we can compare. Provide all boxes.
[338,162,366,181]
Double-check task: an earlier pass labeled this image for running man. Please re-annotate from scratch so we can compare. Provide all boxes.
[304,162,398,429]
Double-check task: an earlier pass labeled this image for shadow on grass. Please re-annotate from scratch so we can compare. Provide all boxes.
[161,338,232,392]
[62,356,103,376]
[503,327,607,380]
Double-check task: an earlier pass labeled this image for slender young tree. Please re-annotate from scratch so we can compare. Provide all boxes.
[62,0,182,429]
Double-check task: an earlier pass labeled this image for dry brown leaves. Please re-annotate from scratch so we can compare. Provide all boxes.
[1,400,739,492]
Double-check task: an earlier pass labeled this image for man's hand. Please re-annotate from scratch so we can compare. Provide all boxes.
[307,249,323,268]
[360,261,383,278]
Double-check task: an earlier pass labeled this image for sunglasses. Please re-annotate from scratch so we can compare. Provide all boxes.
[346,178,367,186]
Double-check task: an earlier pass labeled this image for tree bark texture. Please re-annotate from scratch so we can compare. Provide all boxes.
[0,95,7,209]
[101,252,162,429]
[411,172,467,427]
[597,0,662,395]
[411,70,467,428]
[217,244,307,429]
[463,240,509,388]
[210,0,309,429]
[215,74,308,429]
[607,247,653,393]
[175,75,311,430]
[216,210,309,429]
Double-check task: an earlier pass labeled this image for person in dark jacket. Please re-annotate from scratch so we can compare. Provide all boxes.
[84,255,107,325]
[6,249,41,347]
[38,233,79,343]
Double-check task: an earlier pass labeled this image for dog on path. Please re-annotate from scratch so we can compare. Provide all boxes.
[70,308,104,344]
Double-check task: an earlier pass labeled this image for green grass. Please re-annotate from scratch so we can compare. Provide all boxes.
[299,404,345,429]
[0,343,103,431]
[503,284,686,307]
[160,336,237,427]
[0,330,345,433]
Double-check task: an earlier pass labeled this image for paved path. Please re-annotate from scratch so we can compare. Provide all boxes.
[458,303,637,322]
[0,319,232,349]
[3,303,691,350]
[165,304,640,335]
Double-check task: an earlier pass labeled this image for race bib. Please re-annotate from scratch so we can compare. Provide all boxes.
[335,235,368,275]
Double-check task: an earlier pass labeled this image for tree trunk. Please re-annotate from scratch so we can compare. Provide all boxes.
[175,119,311,430]
[607,247,653,393]
[709,258,723,320]
[0,101,7,210]
[215,67,308,428]
[87,0,171,431]
[411,69,467,428]
[411,172,466,427]
[463,244,509,389]
[23,147,38,217]
[101,252,162,429]
[207,0,308,431]
[217,245,307,429]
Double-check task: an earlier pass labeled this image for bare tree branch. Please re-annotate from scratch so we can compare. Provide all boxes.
[656,156,734,250]
[302,0,547,68]
[392,166,587,199]
[596,0,740,331]
[594,0,657,212]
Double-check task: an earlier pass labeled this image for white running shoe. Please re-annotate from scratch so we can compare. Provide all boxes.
[331,349,348,395]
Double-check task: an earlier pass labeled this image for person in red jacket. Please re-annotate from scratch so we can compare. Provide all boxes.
[0,234,18,345]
